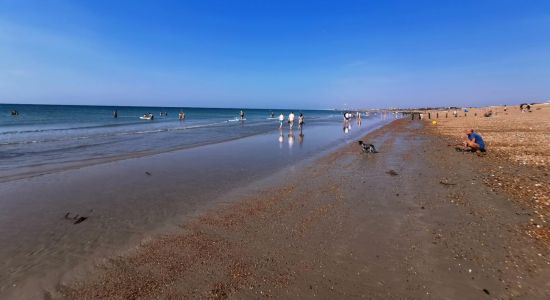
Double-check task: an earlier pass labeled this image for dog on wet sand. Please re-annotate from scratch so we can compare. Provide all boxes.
[358,141,378,153]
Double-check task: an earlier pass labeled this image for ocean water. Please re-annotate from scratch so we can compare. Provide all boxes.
[1,104,394,181]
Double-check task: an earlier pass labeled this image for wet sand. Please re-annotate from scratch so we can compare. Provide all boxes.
[59,119,550,299]
[0,120,390,299]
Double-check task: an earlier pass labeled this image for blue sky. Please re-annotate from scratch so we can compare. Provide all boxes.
[1,0,549,109]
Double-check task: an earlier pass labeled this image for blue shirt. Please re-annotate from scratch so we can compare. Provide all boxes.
[468,132,485,150]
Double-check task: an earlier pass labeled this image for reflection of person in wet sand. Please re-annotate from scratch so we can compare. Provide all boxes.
[343,120,351,133]
[278,128,284,144]
[299,131,304,146]
[288,130,295,147]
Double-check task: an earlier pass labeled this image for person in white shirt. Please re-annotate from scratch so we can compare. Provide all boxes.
[278,113,285,128]
[288,112,295,129]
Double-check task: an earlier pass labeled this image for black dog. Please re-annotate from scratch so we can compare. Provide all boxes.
[358,141,378,153]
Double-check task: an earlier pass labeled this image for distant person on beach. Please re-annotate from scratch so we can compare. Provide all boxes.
[240,110,245,120]
[288,112,295,129]
[278,113,285,128]
[298,113,304,130]
[113,110,118,118]
[343,112,351,132]
[271,111,274,118]
[463,129,486,152]
[453,110,458,117]
[504,105,507,112]
[343,112,350,121]
[356,112,362,125]
[178,111,185,120]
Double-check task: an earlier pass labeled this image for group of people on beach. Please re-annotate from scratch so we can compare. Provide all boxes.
[278,112,304,130]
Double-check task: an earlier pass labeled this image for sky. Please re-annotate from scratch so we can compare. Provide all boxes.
[1,0,549,109]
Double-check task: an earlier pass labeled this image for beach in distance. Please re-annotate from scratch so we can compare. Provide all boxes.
[1,103,549,299]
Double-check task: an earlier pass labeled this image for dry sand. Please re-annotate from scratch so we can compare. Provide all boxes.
[426,104,550,249]
[57,118,550,299]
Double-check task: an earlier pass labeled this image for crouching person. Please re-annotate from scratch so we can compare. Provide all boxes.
[464,129,486,152]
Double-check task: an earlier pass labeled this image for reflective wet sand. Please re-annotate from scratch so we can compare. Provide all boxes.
[0,119,388,298]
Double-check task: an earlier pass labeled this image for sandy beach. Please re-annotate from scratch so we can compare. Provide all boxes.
[0,119,390,299]
[4,1,550,299]
[426,104,550,248]
[56,116,550,299]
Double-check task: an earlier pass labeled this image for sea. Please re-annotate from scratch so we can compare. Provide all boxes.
[0,103,398,181]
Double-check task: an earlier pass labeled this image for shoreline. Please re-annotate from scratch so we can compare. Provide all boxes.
[59,118,550,299]
[2,104,378,184]
[0,116,391,183]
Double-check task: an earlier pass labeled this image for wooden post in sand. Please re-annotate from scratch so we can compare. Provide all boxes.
[411,113,414,120]
[428,112,431,119]
[446,112,448,118]
[436,112,439,118]
[464,112,467,117]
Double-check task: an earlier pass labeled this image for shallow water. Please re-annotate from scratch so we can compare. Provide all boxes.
[0,104,396,182]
